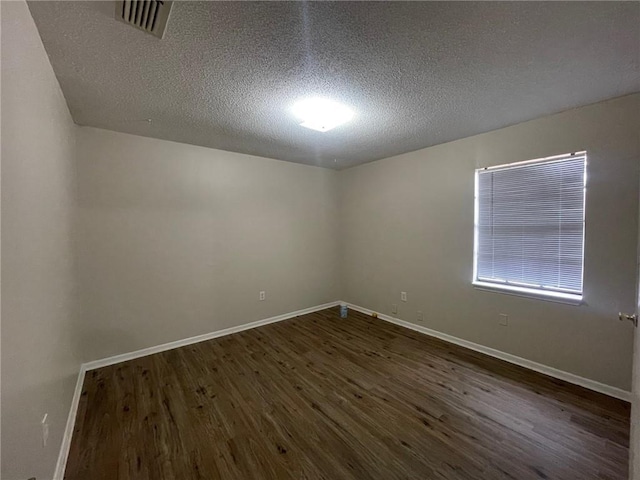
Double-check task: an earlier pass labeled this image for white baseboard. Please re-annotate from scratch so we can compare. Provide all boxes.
[83,301,340,371]
[54,300,340,479]
[54,365,87,480]
[344,302,632,402]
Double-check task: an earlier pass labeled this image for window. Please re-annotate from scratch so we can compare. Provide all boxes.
[473,152,587,302]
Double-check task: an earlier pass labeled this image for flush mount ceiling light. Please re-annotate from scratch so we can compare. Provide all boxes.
[291,98,354,132]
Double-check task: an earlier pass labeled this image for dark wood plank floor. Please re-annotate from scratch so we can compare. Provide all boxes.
[65,307,630,480]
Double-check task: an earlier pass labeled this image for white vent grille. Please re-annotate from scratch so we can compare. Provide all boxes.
[115,1,172,39]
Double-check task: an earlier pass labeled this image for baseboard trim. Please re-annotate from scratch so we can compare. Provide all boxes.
[54,300,340,479]
[83,301,340,371]
[344,302,632,403]
[54,365,87,480]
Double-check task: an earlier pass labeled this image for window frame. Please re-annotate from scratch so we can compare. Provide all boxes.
[472,152,587,305]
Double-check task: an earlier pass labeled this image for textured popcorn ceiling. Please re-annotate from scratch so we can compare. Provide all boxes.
[28,1,640,169]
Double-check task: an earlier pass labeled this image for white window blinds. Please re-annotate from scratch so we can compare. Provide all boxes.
[474,153,586,299]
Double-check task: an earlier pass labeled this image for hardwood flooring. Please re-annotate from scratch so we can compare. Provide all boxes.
[64,307,630,480]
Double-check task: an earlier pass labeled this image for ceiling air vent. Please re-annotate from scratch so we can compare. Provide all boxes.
[115,1,173,39]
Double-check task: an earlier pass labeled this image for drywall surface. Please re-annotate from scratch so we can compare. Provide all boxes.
[75,127,340,361]
[1,1,79,478]
[340,94,640,391]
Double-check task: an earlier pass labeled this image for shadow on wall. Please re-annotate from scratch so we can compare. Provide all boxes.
[1,364,79,477]
[70,323,145,365]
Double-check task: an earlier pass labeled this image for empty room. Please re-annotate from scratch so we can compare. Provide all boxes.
[2,1,640,479]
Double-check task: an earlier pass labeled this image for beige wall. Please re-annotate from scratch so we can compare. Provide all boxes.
[340,94,640,391]
[1,1,80,478]
[75,127,341,362]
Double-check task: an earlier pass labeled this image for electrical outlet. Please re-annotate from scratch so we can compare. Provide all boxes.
[499,313,508,326]
[417,311,424,322]
[259,291,266,301]
[391,304,398,315]
[400,292,407,302]
[41,413,49,447]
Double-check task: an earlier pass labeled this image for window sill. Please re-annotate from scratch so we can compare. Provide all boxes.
[472,281,583,306]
